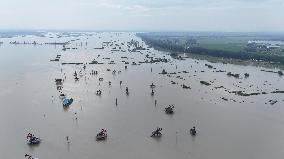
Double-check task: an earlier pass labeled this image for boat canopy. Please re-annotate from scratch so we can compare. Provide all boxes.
[63,98,71,105]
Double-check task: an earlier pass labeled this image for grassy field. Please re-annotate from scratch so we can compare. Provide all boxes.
[137,32,284,64]
[196,36,248,52]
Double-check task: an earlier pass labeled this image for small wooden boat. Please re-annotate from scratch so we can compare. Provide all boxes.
[151,127,162,137]
[165,105,174,114]
[96,90,102,95]
[55,79,63,85]
[28,137,41,145]
[96,129,107,141]
[27,133,41,145]
[25,154,38,159]
[190,127,197,136]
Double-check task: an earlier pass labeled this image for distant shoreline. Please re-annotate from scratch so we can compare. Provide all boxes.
[137,33,284,70]
[142,40,284,70]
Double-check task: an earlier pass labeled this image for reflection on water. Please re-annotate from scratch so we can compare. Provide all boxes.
[0,32,284,159]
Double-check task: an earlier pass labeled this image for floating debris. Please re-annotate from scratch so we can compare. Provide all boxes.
[267,100,278,105]
[227,72,240,78]
[200,81,211,86]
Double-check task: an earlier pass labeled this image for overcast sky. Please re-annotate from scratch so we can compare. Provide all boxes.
[0,0,284,31]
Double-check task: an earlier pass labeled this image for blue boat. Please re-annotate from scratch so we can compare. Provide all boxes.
[63,98,73,106]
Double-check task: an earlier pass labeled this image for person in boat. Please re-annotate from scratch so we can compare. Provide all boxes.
[153,127,162,136]
[27,133,41,144]
[150,83,155,88]
[126,87,129,94]
[190,126,196,136]
[25,154,31,159]
[98,129,106,136]
[57,85,62,90]
[154,128,159,134]
[96,129,107,140]
[27,133,36,140]
[25,154,36,159]
[26,133,32,139]
[165,105,174,114]
[96,90,102,95]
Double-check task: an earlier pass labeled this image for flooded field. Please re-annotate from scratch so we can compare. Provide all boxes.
[0,32,284,159]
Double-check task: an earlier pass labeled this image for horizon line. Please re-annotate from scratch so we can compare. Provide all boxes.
[1,29,284,34]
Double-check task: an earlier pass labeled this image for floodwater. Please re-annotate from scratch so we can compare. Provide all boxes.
[0,32,284,159]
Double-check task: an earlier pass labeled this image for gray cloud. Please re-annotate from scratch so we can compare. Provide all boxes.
[0,0,283,31]
[100,0,283,9]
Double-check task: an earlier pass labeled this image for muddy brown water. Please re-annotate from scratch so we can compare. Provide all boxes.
[0,32,284,159]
